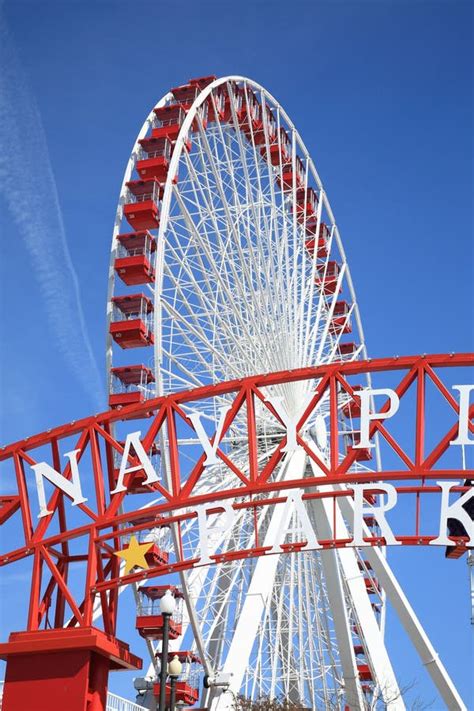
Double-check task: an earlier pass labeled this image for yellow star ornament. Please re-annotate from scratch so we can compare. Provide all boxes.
[114,535,154,575]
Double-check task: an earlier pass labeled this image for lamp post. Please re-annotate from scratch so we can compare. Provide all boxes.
[158,589,176,711]
[168,654,182,711]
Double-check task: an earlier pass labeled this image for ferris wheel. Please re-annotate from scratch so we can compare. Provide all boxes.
[105,76,464,711]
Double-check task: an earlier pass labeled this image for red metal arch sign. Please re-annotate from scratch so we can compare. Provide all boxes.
[0,353,473,637]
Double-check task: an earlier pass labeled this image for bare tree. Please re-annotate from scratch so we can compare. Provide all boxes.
[232,695,310,710]
[231,683,435,711]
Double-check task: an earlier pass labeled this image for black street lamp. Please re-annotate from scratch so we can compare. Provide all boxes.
[168,654,182,711]
[157,589,176,711]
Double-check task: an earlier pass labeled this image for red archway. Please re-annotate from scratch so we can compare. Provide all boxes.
[0,354,472,710]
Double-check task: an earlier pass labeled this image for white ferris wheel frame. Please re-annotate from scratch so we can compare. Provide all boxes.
[104,76,466,711]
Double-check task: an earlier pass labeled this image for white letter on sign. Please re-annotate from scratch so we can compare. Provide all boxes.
[188,405,231,467]
[352,483,401,546]
[110,431,159,493]
[429,481,474,546]
[355,389,400,449]
[270,489,321,553]
[195,501,236,565]
[450,385,474,446]
[265,395,314,453]
[32,450,87,518]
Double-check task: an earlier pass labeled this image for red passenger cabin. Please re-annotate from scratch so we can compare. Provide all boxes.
[363,516,378,528]
[315,261,340,295]
[277,156,304,191]
[165,90,208,131]
[267,127,291,166]
[342,385,363,418]
[123,179,161,231]
[246,104,276,146]
[206,87,225,122]
[346,431,373,462]
[153,105,187,144]
[109,294,154,349]
[136,586,184,641]
[171,83,201,106]
[357,664,373,682]
[222,84,245,123]
[239,90,262,137]
[189,75,217,89]
[189,76,224,122]
[364,577,381,595]
[266,107,277,139]
[109,364,155,408]
[329,301,352,334]
[295,187,318,222]
[305,221,329,258]
[114,231,156,286]
[137,136,172,182]
[339,342,358,357]
[153,651,202,707]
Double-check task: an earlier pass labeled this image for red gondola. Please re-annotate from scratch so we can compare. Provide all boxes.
[109,364,155,408]
[136,586,184,641]
[109,294,154,349]
[114,231,156,286]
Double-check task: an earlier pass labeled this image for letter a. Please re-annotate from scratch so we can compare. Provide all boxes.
[271,489,321,553]
[110,431,159,493]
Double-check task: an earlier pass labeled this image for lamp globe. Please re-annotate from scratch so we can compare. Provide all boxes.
[160,589,176,615]
[168,654,182,678]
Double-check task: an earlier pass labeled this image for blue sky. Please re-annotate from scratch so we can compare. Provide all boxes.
[0,0,472,707]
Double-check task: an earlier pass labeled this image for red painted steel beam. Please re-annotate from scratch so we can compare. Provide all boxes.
[0,354,471,459]
[0,496,21,525]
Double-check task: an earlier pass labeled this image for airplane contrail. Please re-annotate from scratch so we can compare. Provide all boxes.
[0,8,105,411]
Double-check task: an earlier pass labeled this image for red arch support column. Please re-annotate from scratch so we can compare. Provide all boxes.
[0,627,142,711]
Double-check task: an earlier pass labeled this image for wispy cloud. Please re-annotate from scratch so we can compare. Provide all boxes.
[0,9,105,410]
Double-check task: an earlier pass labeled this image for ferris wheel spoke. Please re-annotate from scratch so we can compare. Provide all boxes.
[300,188,325,364]
[238,88,278,288]
[302,553,325,702]
[170,166,282,376]
[257,93,296,347]
[167,203,272,382]
[310,552,342,694]
[161,259,246,377]
[192,125,293,376]
[215,91,281,322]
[316,261,348,364]
[305,222,338,367]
